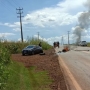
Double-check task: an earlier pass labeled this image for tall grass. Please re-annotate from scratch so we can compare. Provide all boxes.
[1,38,52,54]
[87,42,90,47]
[0,43,11,90]
[27,38,52,50]
[0,37,52,89]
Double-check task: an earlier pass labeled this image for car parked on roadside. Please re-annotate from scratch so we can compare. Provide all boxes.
[22,45,43,56]
[78,41,87,46]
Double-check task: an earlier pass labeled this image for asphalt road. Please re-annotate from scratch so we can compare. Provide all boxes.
[56,46,90,90]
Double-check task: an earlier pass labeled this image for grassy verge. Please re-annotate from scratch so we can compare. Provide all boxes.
[87,43,90,47]
[6,61,52,90]
[2,39,52,54]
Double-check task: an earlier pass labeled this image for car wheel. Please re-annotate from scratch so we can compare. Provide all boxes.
[40,50,43,53]
[22,53,25,56]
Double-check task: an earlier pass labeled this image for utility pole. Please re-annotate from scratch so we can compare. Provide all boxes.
[16,7,24,42]
[61,36,64,46]
[37,32,39,41]
[68,31,70,45]
[60,36,64,49]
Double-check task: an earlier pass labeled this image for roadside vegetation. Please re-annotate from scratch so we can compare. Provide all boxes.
[5,61,52,90]
[2,38,52,54]
[0,38,53,90]
[0,44,11,90]
[87,42,90,47]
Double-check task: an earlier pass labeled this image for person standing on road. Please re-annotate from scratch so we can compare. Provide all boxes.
[57,42,59,48]
[38,42,42,47]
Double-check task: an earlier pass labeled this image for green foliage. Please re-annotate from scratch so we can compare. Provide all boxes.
[6,61,52,90]
[87,42,90,47]
[41,41,52,50]
[0,44,11,90]
[27,37,52,50]
[2,41,29,54]
[0,38,52,54]
[0,38,52,89]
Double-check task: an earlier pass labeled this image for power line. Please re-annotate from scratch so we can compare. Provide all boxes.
[16,7,24,42]
[6,0,17,8]
[12,0,20,7]
[0,0,20,13]
[0,0,16,15]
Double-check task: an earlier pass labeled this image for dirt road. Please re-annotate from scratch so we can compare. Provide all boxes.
[56,46,90,90]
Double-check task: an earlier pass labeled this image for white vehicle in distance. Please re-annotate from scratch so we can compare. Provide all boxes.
[78,41,87,46]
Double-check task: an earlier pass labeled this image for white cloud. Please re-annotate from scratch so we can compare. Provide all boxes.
[13,28,20,32]
[57,0,86,11]
[0,0,85,30]
[0,33,15,38]
[23,9,77,27]
[22,0,85,28]
[0,22,20,28]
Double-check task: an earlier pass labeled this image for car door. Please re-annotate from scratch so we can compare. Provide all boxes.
[33,46,38,54]
[36,46,41,53]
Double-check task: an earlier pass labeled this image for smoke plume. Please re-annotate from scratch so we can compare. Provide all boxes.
[73,26,84,43]
[73,0,90,43]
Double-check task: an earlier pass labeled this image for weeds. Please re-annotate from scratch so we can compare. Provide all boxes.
[0,44,11,90]
[0,37,52,89]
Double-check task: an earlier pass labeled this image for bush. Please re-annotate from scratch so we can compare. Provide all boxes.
[0,44,11,90]
[3,42,29,54]
[0,38,52,54]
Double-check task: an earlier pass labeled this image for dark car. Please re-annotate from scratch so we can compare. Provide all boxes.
[22,45,43,56]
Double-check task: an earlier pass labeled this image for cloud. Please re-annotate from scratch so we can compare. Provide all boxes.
[23,0,85,28]
[57,0,86,11]
[0,0,85,30]
[23,8,78,27]
[0,22,20,28]
[0,33,15,38]
[13,28,20,32]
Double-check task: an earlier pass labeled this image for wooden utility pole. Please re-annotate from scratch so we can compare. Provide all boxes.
[61,36,64,46]
[68,31,70,45]
[16,7,24,42]
[37,32,39,41]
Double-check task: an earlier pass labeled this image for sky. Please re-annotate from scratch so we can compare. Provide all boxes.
[0,0,90,45]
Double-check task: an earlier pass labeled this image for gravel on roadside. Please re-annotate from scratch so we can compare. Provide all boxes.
[11,48,67,90]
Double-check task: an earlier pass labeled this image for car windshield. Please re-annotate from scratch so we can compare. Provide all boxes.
[26,45,35,48]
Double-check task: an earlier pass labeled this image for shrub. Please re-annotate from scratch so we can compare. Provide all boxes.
[0,38,52,54]
[0,44,11,90]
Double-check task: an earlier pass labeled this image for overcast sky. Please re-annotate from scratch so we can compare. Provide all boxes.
[0,0,90,45]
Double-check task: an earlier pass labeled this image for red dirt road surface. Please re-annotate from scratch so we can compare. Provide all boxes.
[11,48,67,90]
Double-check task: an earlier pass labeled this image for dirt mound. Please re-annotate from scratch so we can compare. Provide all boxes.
[11,48,67,90]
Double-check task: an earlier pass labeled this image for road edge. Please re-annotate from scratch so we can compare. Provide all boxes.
[58,56,82,90]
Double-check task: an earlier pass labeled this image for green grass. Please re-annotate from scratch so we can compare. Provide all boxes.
[87,43,90,47]
[5,61,52,90]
